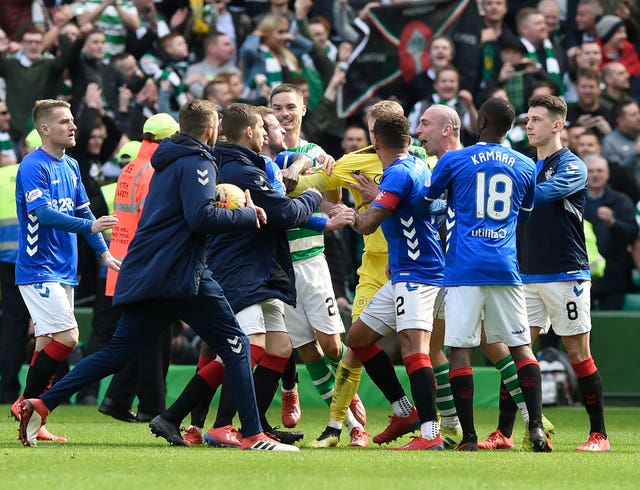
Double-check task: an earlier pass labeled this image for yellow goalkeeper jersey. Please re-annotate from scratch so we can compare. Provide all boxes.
[292,145,436,256]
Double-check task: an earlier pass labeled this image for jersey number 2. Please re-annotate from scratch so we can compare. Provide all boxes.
[475,172,513,220]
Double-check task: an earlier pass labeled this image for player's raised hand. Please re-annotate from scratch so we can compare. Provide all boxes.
[348,173,379,210]
[316,152,335,175]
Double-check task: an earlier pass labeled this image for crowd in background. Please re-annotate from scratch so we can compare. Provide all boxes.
[1,0,640,385]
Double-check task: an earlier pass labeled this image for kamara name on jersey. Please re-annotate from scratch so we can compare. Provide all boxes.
[471,150,516,167]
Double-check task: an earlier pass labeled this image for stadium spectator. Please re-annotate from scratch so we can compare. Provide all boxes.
[576,129,603,159]
[298,64,349,159]
[292,0,336,111]
[566,0,602,49]
[0,24,73,143]
[516,7,566,95]
[308,14,338,62]
[209,0,253,64]
[125,0,171,60]
[563,41,603,103]
[405,36,456,110]
[601,100,640,182]
[203,79,234,110]
[566,68,614,136]
[538,0,563,46]
[585,154,639,311]
[76,0,139,59]
[596,15,640,77]
[341,125,369,153]
[478,0,513,87]
[67,29,122,116]
[484,32,557,114]
[153,36,192,119]
[408,65,479,146]
[0,101,16,164]
[240,14,313,94]
[600,61,635,110]
[116,76,161,141]
[578,128,640,205]
[255,0,297,26]
[184,31,241,99]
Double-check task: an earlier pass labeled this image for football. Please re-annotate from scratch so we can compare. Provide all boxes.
[215,183,247,209]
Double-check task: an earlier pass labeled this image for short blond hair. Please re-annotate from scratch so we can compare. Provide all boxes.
[32,99,71,129]
[366,100,404,120]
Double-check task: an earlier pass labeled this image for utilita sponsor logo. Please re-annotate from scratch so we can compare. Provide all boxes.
[471,227,507,239]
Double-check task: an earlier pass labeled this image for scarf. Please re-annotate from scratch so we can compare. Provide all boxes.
[482,41,497,82]
[520,37,564,93]
[257,46,300,89]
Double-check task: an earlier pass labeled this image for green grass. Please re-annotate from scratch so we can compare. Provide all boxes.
[1,405,639,489]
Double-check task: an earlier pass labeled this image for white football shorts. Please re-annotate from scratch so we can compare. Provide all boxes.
[236,298,287,336]
[19,282,76,337]
[524,281,592,336]
[284,254,345,348]
[445,285,530,348]
[359,281,438,336]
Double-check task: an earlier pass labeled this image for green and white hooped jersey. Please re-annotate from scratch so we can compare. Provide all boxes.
[75,1,137,59]
[287,139,325,262]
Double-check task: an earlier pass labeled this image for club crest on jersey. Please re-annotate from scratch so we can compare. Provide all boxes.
[25,189,43,202]
[544,167,555,181]
[72,173,78,188]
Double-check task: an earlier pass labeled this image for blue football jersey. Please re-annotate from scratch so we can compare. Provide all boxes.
[371,154,444,285]
[15,148,90,285]
[425,142,536,286]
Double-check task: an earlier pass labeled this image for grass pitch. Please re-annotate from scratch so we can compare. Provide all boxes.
[1,405,638,489]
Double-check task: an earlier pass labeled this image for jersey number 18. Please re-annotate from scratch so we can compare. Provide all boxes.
[475,172,513,221]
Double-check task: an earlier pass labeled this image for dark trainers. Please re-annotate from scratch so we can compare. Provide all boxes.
[98,398,136,423]
[455,438,479,451]
[149,415,188,446]
[530,427,553,453]
[267,427,304,445]
[308,426,341,448]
